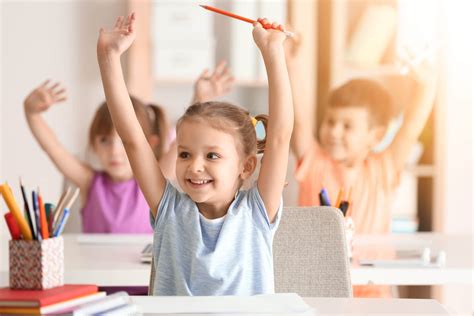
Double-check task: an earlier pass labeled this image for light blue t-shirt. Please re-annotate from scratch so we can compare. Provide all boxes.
[150,182,282,296]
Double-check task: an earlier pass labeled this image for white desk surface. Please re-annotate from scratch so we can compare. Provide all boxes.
[131,296,450,315]
[1,233,472,286]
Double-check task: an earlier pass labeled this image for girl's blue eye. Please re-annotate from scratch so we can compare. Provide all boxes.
[179,152,190,159]
[207,152,219,160]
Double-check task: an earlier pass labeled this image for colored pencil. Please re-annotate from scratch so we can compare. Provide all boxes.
[200,4,295,37]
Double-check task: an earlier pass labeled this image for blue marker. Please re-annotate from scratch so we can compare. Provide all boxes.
[319,188,331,206]
[54,208,70,237]
[32,191,42,241]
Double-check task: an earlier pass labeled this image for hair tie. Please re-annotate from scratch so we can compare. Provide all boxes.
[251,116,258,127]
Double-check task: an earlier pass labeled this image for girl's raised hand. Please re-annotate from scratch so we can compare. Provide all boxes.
[193,60,235,103]
[252,18,287,53]
[24,80,67,114]
[97,13,136,57]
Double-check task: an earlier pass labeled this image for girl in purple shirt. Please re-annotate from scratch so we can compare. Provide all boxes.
[24,68,233,233]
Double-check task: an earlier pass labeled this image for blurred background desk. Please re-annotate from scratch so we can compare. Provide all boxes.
[351,233,474,286]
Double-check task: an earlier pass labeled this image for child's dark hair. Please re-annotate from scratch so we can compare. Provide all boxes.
[328,79,394,127]
[177,101,268,156]
[89,96,169,159]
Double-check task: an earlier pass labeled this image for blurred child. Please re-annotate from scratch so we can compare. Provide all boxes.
[23,65,232,233]
[97,13,292,295]
[286,39,437,234]
[286,36,437,297]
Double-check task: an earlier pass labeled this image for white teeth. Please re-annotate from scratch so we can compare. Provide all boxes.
[189,179,211,185]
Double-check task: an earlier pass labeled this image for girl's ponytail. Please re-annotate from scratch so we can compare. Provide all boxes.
[254,114,268,155]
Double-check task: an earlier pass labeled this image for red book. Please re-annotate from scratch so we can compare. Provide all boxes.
[0,284,98,307]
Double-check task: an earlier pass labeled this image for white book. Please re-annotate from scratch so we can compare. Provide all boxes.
[96,303,141,315]
[72,292,131,316]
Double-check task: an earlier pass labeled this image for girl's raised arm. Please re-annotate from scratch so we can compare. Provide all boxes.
[97,13,165,216]
[24,81,94,195]
[253,20,294,222]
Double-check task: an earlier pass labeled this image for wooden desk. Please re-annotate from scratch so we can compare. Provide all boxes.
[130,296,450,315]
[1,233,472,287]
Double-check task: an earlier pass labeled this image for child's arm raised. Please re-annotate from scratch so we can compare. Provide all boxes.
[386,61,438,171]
[97,13,165,216]
[24,81,94,193]
[254,19,294,222]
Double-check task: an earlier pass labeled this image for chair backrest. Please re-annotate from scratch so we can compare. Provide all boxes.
[148,206,352,297]
[273,206,352,297]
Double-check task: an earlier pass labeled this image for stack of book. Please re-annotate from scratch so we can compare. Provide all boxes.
[0,285,139,315]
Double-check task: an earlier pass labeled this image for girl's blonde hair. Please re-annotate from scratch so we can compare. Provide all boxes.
[89,96,169,159]
[176,101,268,156]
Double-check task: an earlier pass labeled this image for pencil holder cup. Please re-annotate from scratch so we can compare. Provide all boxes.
[9,236,64,290]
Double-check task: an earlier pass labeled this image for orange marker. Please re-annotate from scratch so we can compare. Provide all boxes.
[200,4,294,37]
[0,183,32,240]
[38,192,49,239]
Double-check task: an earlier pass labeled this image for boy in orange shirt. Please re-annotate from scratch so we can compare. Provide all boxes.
[286,40,437,296]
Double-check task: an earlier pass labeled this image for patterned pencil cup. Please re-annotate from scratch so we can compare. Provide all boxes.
[9,236,64,290]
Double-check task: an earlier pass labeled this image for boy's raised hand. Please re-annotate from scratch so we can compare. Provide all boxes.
[252,18,287,54]
[193,60,235,103]
[399,46,438,92]
[97,13,136,57]
[24,80,67,114]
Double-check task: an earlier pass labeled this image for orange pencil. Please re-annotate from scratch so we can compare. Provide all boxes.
[334,188,344,208]
[200,4,295,37]
[37,191,49,239]
[200,4,255,24]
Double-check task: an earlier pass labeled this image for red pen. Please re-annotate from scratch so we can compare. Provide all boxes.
[200,4,294,37]
[4,212,22,240]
